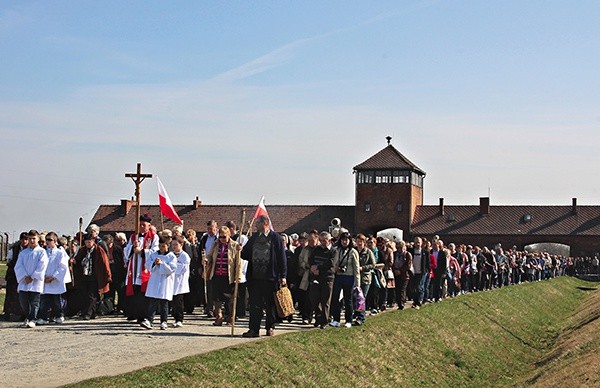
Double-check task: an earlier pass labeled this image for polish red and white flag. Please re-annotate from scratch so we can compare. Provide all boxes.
[157,177,183,225]
[252,195,273,230]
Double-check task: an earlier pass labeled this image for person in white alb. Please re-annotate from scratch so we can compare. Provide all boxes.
[171,237,191,327]
[37,232,71,325]
[14,229,49,328]
[141,239,177,330]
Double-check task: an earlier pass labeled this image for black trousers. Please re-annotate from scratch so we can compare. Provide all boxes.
[308,280,333,326]
[126,285,147,321]
[172,294,185,322]
[247,279,277,332]
[80,279,99,317]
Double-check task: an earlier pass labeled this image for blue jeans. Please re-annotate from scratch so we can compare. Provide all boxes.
[331,275,355,323]
[411,273,428,306]
[19,291,41,321]
[39,294,63,320]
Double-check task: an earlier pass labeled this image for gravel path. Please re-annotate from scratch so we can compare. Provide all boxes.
[0,312,309,387]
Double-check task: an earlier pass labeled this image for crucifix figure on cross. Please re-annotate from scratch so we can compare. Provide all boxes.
[125,163,152,235]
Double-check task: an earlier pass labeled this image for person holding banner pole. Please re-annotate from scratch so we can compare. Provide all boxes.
[241,215,287,338]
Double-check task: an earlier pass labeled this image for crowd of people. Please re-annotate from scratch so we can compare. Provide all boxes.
[2,214,597,336]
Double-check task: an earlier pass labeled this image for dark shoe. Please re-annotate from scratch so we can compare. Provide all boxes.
[212,317,223,326]
[287,315,293,323]
[242,330,259,338]
[266,328,274,336]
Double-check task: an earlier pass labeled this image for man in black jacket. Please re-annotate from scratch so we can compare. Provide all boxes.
[241,215,287,338]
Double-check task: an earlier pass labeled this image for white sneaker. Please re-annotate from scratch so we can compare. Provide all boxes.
[160,322,168,330]
[21,320,29,328]
[344,322,352,328]
[174,321,183,327]
[27,320,36,328]
[140,319,152,329]
[55,316,65,324]
[329,321,340,327]
[36,319,48,325]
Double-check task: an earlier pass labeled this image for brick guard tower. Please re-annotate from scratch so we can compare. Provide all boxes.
[353,136,426,235]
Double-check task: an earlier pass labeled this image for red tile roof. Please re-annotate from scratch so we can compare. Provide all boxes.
[353,144,426,175]
[411,205,600,236]
[90,204,355,236]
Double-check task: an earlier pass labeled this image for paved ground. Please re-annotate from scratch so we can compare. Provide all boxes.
[0,311,311,387]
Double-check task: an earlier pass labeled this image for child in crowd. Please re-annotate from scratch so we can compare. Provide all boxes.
[171,237,191,327]
[141,239,177,330]
[14,230,49,328]
[37,232,71,325]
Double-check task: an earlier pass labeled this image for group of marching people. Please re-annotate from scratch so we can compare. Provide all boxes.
[2,214,587,334]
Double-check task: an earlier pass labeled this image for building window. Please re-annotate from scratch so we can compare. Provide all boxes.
[357,171,374,184]
[392,170,409,183]
[357,169,416,185]
[365,203,371,212]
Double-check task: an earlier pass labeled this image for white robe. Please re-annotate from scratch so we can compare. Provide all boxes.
[172,251,190,296]
[14,246,49,293]
[43,247,71,295]
[144,251,177,301]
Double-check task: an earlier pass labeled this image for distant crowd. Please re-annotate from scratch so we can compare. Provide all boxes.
[3,214,599,336]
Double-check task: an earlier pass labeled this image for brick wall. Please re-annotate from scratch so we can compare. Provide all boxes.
[355,182,422,235]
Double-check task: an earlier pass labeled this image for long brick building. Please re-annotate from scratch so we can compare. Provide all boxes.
[90,138,600,256]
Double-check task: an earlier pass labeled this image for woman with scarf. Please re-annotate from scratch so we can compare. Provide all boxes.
[206,226,241,326]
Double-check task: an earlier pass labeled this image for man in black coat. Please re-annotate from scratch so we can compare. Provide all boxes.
[240,215,287,337]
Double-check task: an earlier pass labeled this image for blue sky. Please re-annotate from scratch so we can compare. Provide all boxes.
[1,1,599,237]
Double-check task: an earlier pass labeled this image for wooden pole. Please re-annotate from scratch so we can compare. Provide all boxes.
[231,208,246,336]
[125,163,152,284]
[71,217,83,288]
[125,163,152,235]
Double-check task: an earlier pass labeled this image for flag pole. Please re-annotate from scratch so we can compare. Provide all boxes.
[231,208,246,336]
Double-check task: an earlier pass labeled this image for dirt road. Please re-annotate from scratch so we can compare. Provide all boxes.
[0,312,309,387]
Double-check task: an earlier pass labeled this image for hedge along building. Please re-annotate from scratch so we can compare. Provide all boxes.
[90,137,600,257]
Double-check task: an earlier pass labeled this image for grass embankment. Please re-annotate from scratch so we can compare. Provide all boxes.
[71,277,597,387]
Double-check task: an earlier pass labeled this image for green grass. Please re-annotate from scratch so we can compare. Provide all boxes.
[69,277,596,387]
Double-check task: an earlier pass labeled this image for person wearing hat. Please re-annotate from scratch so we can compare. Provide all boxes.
[124,213,159,323]
[73,233,111,320]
